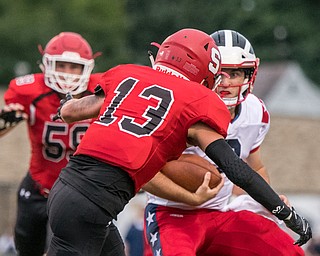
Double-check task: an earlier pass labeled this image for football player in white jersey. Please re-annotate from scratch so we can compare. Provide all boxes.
[143,30,305,256]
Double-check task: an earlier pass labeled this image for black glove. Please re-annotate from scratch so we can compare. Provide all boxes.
[284,207,312,246]
[0,110,24,131]
[52,93,73,121]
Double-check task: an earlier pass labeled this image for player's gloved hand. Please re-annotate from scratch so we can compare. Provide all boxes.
[284,207,312,246]
[0,107,25,131]
[52,92,73,121]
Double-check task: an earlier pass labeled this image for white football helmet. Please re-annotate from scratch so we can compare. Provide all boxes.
[39,32,95,95]
[211,30,260,106]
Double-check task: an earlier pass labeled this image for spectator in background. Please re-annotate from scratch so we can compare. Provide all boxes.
[123,193,146,256]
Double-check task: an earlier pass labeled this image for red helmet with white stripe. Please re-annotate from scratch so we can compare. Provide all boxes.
[40,32,95,95]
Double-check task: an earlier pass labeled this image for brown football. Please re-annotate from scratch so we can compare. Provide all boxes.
[161,154,222,193]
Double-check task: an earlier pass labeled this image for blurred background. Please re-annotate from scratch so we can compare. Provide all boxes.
[0,0,319,86]
[0,0,319,255]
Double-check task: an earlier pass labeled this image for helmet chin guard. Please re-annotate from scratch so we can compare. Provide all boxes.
[40,32,95,95]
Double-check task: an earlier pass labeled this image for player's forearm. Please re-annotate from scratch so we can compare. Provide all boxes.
[205,139,291,220]
[232,165,270,196]
[246,149,270,183]
[61,95,103,123]
[255,166,270,183]
[0,126,16,137]
[143,172,202,206]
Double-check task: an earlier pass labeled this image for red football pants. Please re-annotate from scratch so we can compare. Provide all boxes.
[144,204,304,256]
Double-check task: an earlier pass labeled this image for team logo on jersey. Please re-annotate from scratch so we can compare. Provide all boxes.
[16,74,35,86]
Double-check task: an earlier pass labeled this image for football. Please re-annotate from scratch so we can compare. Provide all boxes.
[161,154,222,193]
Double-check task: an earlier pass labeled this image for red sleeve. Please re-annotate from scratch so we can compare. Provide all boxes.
[260,99,270,124]
[4,74,42,111]
[198,92,230,138]
[96,67,119,95]
[250,146,260,154]
[87,73,104,92]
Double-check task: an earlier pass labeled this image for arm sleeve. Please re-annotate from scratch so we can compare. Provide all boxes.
[205,138,291,220]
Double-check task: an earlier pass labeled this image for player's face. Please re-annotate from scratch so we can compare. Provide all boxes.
[56,61,84,75]
[54,61,85,98]
[215,68,245,99]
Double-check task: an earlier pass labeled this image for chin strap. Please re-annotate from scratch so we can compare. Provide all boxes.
[148,50,155,68]
[148,42,161,68]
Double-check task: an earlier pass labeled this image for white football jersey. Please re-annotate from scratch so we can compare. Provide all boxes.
[147,94,270,210]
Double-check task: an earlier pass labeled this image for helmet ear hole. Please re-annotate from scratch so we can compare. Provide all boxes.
[186,54,194,59]
[244,68,254,79]
[202,80,209,88]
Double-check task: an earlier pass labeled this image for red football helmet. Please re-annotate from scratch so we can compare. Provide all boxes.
[40,32,95,95]
[153,28,221,89]
[211,30,260,106]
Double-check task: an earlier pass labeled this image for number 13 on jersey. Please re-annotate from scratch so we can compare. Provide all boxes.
[96,77,174,137]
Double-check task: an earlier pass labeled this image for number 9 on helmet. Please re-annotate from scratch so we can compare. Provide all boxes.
[153,28,222,90]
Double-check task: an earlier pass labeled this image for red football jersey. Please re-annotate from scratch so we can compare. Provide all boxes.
[4,73,102,190]
[75,64,230,192]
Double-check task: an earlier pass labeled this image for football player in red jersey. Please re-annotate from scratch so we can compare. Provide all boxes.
[143,30,305,256]
[0,32,102,256]
[46,28,311,256]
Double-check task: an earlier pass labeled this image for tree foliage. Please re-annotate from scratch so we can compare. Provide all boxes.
[0,0,127,83]
[125,0,320,85]
[0,0,319,86]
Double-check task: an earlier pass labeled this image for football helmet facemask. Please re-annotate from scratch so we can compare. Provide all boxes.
[39,32,95,95]
[211,30,260,106]
[153,28,222,90]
